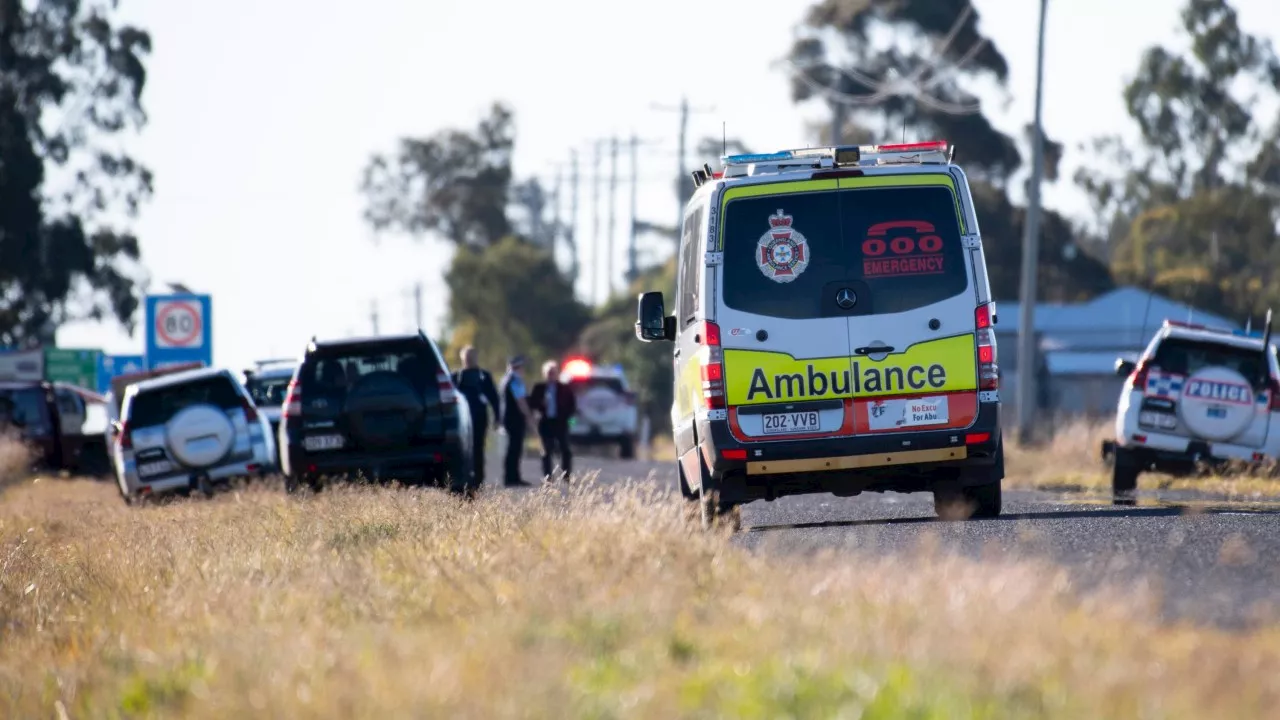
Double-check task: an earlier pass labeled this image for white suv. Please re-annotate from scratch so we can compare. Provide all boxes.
[1109,318,1280,499]
[111,368,276,502]
[561,359,639,459]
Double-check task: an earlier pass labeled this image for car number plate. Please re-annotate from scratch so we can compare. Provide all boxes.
[137,460,173,477]
[761,411,820,435]
[304,434,344,451]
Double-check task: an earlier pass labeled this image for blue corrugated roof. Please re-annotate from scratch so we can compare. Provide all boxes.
[996,287,1238,334]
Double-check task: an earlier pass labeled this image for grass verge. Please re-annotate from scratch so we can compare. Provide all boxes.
[0,435,32,491]
[1006,417,1280,499]
[4,477,1280,718]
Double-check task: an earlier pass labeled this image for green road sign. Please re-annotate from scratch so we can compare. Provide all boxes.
[44,348,101,389]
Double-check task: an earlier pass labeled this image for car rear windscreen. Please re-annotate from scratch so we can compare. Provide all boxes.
[248,377,292,407]
[1153,339,1268,384]
[0,388,49,434]
[129,376,244,427]
[300,346,438,399]
[721,184,968,319]
[569,377,625,395]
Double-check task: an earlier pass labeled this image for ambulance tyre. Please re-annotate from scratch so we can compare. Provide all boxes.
[699,484,741,532]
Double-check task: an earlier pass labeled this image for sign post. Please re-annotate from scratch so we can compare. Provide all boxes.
[145,294,213,370]
[44,348,101,388]
[97,353,147,395]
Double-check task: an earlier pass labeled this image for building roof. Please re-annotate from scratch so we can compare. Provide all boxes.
[1046,350,1140,376]
[996,287,1242,353]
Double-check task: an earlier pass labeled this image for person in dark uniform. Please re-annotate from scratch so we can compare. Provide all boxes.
[499,355,534,487]
[530,360,577,481]
[451,346,502,488]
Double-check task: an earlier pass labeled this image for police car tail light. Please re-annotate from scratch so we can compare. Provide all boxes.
[1269,377,1280,412]
[1129,359,1151,390]
[699,322,726,410]
[283,378,302,418]
[436,369,457,405]
[975,303,998,390]
[117,421,132,450]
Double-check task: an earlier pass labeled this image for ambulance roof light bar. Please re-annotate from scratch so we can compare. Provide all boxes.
[719,140,952,178]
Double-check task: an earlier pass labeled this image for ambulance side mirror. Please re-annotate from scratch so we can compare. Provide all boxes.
[636,292,674,342]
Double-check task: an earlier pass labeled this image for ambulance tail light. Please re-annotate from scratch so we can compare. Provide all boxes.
[699,321,725,410]
[976,303,998,391]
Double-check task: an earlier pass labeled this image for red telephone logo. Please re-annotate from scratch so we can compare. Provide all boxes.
[862,220,943,256]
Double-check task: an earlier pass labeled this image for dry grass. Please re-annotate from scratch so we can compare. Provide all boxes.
[0,435,33,491]
[3,477,1280,718]
[1006,417,1280,499]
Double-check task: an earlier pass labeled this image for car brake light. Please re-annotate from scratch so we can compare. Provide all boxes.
[1269,377,1280,412]
[117,421,132,450]
[241,397,259,423]
[700,321,725,410]
[563,358,592,378]
[283,378,302,418]
[1129,359,1151,390]
[975,303,998,391]
[436,369,456,404]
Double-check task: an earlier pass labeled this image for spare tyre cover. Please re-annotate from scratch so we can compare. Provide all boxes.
[1178,366,1256,441]
[344,372,425,450]
[166,404,236,468]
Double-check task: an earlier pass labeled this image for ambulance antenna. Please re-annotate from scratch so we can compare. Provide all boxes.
[722,121,726,157]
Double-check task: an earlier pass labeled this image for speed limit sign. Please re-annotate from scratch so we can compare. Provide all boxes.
[154,299,204,348]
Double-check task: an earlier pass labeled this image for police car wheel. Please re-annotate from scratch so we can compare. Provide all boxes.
[618,436,635,460]
[1112,448,1139,503]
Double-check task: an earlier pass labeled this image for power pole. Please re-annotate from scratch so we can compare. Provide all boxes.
[627,133,640,283]
[830,100,847,145]
[606,135,619,299]
[590,140,603,305]
[1016,0,1049,444]
[412,282,423,332]
[551,168,562,258]
[370,299,380,336]
[652,97,716,248]
[568,149,580,287]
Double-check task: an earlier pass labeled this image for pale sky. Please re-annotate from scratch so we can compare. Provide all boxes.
[55,0,1280,373]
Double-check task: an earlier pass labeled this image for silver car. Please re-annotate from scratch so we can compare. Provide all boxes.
[111,367,275,502]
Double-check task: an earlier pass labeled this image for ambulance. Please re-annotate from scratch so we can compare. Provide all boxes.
[636,141,1003,527]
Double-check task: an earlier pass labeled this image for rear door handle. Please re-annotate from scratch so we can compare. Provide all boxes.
[854,346,895,355]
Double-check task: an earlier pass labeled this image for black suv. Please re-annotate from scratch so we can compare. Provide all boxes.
[278,332,473,492]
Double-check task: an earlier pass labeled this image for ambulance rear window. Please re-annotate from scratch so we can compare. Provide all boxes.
[720,184,969,319]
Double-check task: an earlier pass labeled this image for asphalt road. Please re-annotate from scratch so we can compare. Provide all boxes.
[552,451,1280,629]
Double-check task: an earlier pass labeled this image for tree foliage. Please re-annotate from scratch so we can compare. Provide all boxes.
[786,0,1100,302]
[576,259,676,432]
[1087,0,1280,321]
[0,0,153,346]
[444,237,591,373]
[362,103,516,247]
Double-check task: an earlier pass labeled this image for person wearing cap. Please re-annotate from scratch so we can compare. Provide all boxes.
[531,359,577,481]
[452,346,502,488]
[499,355,535,487]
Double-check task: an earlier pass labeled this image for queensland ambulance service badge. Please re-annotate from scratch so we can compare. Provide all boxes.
[757,209,809,283]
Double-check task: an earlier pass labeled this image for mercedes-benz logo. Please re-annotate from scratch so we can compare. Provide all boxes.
[835,288,857,309]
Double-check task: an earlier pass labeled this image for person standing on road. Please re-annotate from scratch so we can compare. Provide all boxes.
[499,355,534,487]
[530,360,577,482]
[452,346,502,489]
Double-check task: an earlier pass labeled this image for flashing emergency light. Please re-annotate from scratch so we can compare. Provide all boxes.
[563,358,592,378]
[721,141,950,171]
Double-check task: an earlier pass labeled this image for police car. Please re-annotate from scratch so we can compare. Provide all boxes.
[560,358,639,458]
[636,141,1003,528]
[1108,316,1280,499]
